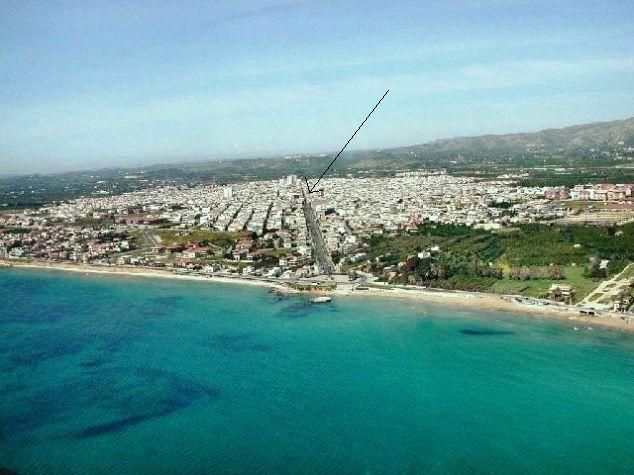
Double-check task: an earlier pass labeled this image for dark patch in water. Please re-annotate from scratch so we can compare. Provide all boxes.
[0,466,18,475]
[210,333,251,345]
[460,328,514,336]
[135,303,171,318]
[248,343,270,352]
[80,358,107,368]
[2,301,145,373]
[277,301,311,318]
[98,339,128,354]
[152,295,184,304]
[4,374,114,436]
[75,414,152,438]
[133,295,185,318]
[71,372,220,439]
[270,291,291,301]
[8,340,84,368]
[0,381,28,396]
[205,333,269,353]
[277,299,339,318]
[0,302,70,324]
[4,364,219,442]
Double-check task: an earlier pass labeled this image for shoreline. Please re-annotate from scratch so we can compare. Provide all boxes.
[1,260,294,292]
[3,260,632,333]
[336,286,633,332]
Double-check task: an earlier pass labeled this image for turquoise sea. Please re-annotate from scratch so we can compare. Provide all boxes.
[1,268,633,474]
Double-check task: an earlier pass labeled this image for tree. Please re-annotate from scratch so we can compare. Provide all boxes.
[548,265,565,280]
[510,266,532,280]
[479,264,503,279]
[586,256,606,278]
[510,267,522,280]
[528,267,542,280]
[470,258,480,276]
[510,266,534,280]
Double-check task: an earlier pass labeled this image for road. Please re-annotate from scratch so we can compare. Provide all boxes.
[302,194,335,275]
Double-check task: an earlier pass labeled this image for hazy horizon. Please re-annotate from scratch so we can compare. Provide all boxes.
[2,0,633,175]
[1,114,632,177]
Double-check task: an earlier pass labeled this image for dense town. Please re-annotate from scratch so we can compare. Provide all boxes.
[1,171,633,313]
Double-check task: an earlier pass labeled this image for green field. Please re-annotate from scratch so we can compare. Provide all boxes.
[362,223,631,298]
[489,266,600,301]
[367,222,634,267]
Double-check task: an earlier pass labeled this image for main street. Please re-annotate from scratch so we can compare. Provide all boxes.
[302,191,335,275]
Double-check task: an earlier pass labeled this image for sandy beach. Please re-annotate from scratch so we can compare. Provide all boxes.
[2,260,632,333]
[1,260,294,291]
[337,285,633,332]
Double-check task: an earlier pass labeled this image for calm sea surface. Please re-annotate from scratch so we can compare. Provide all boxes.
[1,268,633,474]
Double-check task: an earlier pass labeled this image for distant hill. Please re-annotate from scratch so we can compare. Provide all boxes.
[391,117,634,157]
[158,116,634,180]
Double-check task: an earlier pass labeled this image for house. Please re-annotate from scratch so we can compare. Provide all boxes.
[546,187,570,200]
[613,288,633,312]
[202,263,222,274]
[548,284,575,304]
[246,249,270,261]
[182,246,207,259]
[279,254,298,267]
[175,258,195,268]
[242,266,256,275]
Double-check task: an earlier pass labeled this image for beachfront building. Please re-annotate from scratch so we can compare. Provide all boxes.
[548,284,575,304]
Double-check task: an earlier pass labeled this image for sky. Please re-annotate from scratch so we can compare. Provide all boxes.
[1,0,633,174]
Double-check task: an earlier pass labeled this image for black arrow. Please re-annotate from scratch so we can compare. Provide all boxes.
[304,89,389,194]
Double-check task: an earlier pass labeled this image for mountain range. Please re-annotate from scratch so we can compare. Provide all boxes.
[396,116,634,156]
